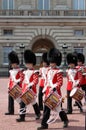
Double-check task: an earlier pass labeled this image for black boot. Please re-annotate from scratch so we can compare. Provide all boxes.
[33,103,41,120]
[16,118,25,122]
[16,102,26,122]
[16,114,25,122]
[5,95,14,115]
[63,121,69,128]
[37,125,48,130]
[5,112,14,115]
[59,110,69,128]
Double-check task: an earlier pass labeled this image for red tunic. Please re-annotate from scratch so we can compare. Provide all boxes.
[9,68,23,90]
[39,67,49,88]
[76,65,86,86]
[66,68,79,91]
[43,67,63,97]
[22,69,38,94]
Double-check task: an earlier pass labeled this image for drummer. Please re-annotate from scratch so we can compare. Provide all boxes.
[5,51,23,115]
[37,48,69,130]
[16,49,41,122]
[38,52,49,111]
[76,53,86,103]
[66,52,83,114]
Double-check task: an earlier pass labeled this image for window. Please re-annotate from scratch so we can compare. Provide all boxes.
[38,0,50,10]
[73,0,85,10]
[2,0,14,9]
[3,46,13,64]
[74,47,83,53]
[74,30,83,36]
[3,29,13,36]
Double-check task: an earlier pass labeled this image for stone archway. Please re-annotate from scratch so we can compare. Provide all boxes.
[32,38,54,52]
[32,38,55,69]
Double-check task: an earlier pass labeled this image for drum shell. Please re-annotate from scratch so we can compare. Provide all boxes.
[9,84,22,99]
[70,88,84,101]
[21,89,36,105]
[44,92,61,110]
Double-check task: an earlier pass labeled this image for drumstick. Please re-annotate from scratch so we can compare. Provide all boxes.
[62,95,67,103]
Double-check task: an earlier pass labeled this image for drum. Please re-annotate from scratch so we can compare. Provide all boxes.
[21,89,36,105]
[9,84,22,100]
[44,92,61,110]
[70,87,84,101]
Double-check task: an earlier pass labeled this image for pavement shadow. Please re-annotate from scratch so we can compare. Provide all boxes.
[47,126,84,130]
[26,113,35,117]
[66,126,84,130]
[48,128,65,130]
[68,119,79,123]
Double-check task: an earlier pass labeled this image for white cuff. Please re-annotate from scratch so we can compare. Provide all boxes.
[52,83,57,89]
[28,82,34,88]
[15,79,20,83]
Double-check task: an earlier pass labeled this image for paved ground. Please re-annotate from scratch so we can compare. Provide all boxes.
[0,78,86,130]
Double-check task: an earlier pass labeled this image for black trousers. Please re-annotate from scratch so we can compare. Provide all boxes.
[81,85,86,102]
[38,87,43,110]
[19,101,40,120]
[67,90,72,113]
[41,105,68,127]
[67,90,82,112]
[19,102,26,119]
[8,95,14,114]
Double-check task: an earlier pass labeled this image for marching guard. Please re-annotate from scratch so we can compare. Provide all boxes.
[16,49,41,122]
[5,51,22,115]
[37,48,69,130]
[66,52,83,114]
[76,53,86,103]
[38,52,49,110]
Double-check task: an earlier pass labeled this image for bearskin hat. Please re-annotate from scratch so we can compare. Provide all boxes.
[66,53,77,66]
[42,52,49,65]
[47,48,62,66]
[24,49,36,65]
[8,51,19,64]
[77,53,85,64]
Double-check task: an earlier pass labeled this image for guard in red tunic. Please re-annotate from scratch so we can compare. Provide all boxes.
[16,49,41,122]
[37,48,69,130]
[5,51,22,115]
[76,53,86,102]
[73,53,84,107]
[66,52,83,114]
[38,52,49,110]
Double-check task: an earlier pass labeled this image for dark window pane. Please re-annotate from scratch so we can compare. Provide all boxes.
[3,46,13,64]
[3,29,13,35]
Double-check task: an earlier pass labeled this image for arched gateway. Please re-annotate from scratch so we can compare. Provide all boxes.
[31,38,55,69]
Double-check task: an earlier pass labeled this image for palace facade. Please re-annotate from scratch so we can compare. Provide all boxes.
[0,0,86,75]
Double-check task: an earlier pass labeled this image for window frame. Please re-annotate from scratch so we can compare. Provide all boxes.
[3,29,13,36]
[38,0,50,10]
[74,47,83,53]
[74,29,84,36]
[73,0,85,10]
[3,46,13,65]
[2,0,14,10]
